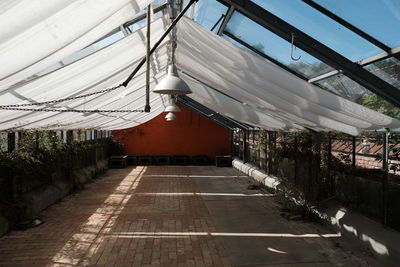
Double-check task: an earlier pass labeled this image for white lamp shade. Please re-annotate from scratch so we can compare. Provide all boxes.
[153,65,192,95]
[164,102,181,112]
[165,112,177,121]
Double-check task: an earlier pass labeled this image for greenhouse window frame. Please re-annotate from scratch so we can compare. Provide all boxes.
[217,0,400,107]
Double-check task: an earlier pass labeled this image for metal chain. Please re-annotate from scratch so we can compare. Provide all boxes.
[0,107,145,113]
[0,84,124,108]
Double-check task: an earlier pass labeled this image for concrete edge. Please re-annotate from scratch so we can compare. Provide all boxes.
[232,159,280,189]
[232,158,400,266]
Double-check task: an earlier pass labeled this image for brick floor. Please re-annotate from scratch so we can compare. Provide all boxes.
[0,166,234,266]
[0,166,381,267]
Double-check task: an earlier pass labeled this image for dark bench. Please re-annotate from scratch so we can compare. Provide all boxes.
[136,155,152,165]
[172,155,190,165]
[153,155,171,165]
[191,155,209,165]
[109,155,128,168]
[215,155,232,167]
[127,155,137,166]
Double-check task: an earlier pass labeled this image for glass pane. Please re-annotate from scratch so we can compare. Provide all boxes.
[364,57,400,90]
[192,0,228,33]
[35,7,165,78]
[64,31,125,65]
[314,0,400,48]
[36,30,125,77]
[225,11,333,79]
[251,0,383,62]
[359,93,400,120]
[221,34,271,62]
[128,10,163,32]
[315,74,369,101]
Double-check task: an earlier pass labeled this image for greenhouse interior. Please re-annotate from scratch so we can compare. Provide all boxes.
[0,0,400,266]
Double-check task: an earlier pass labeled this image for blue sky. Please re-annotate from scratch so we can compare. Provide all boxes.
[193,0,400,63]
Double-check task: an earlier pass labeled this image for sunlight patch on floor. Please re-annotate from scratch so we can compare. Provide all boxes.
[49,167,146,266]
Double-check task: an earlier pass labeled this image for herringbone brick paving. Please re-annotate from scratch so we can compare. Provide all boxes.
[0,166,234,266]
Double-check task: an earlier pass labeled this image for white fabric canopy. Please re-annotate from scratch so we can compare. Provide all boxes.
[175,17,400,135]
[180,73,304,131]
[0,0,150,90]
[0,16,169,131]
[0,5,399,135]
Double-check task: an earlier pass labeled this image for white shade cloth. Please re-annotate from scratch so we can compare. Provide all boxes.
[0,0,151,90]
[0,9,399,135]
[175,17,400,135]
[0,16,169,131]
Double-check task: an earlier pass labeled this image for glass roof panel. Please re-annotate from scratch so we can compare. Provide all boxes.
[221,34,269,61]
[314,74,369,101]
[35,30,125,77]
[364,57,400,90]
[225,11,333,79]
[314,0,400,48]
[251,0,383,62]
[192,0,228,33]
[34,7,166,78]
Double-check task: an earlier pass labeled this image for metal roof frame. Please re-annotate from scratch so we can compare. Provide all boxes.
[301,0,395,54]
[217,0,400,107]
[222,31,308,81]
[177,95,252,130]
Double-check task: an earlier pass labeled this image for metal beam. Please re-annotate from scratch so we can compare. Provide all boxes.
[178,95,251,129]
[223,31,308,81]
[122,0,197,87]
[302,0,392,53]
[144,5,151,112]
[178,96,237,129]
[210,14,225,32]
[92,4,168,45]
[217,6,235,35]
[218,0,400,107]
[123,3,168,29]
[308,69,342,83]
[357,46,400,66]
[309,46,400,83]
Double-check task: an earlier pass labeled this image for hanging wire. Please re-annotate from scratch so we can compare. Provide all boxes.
[290,33,301,61]
[0,0,198,113]
[0,84,124,108]
[0,107,146,113]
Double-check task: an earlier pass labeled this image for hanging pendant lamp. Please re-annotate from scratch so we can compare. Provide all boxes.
[165,112,177,121]
[153,64,192,95]
[164,98,181,112]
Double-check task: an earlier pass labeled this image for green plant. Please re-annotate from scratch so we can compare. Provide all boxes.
[361,93,400,119]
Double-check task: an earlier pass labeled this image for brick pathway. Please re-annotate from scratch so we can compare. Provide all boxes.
[0,166,380,267]
[0,166,234,266]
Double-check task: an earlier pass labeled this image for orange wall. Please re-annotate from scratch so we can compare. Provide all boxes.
[112,104,231,159]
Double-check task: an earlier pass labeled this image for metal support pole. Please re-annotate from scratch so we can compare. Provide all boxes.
[327,133,334,196]
[119,25,129,37]
[122,0,197,87]
[294,133,298,184]
[7,132,15,152]
[230,129,234,157]
[312,132,322,201]
[382,130,389,226]
[243,129,247,163]
[352,136,356,168]
[144,4,151,113]
[273,132,277,175]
